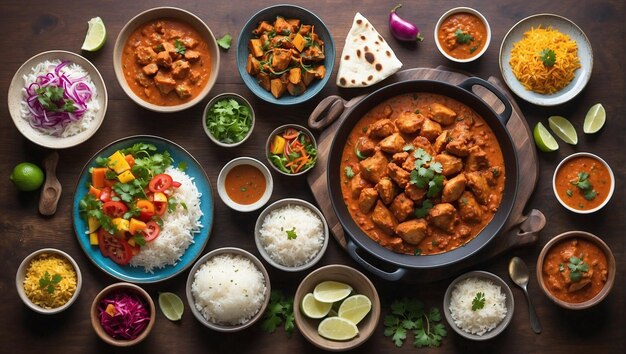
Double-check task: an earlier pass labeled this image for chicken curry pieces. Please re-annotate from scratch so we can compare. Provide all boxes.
[122,19,211,106]
[340,93,506,255]
[246,16,326,99]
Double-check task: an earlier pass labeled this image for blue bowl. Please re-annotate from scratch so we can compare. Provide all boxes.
[72,135,214,283]
[236,4,335,105]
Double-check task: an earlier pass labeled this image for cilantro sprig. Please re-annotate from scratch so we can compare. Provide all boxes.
[384,298,447,348]
[261,290,295,336]
[35,86,76,113]
[471,292,486,311]
[539,48,556,67]
[39,271,62,294]
[217,33,232,50]
[568,255,589,282]
[174,39,186,55]
[454,29,474,44]
[344,166,355,178]
[205,98,253,144]
[286,227,297,240]
[570,172,598,201]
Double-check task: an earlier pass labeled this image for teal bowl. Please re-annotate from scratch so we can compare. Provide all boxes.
[236,4,335,105]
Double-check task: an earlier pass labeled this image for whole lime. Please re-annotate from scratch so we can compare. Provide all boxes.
[10,162,44,191]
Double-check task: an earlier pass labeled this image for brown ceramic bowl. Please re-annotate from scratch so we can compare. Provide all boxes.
[91,283,156,346]
[536,231,615,310]
[294,264,380,351]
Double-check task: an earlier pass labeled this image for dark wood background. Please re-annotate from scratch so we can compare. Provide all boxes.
[1,0,623,353]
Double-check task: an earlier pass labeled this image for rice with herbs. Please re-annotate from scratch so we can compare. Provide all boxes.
[449,277,508,336]
[23,253,77,309]
[191,254,267,325]
[129,167,203,272]
[258,204,325,267]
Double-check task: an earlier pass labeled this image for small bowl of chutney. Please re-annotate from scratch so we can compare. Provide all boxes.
[217,157,273,212]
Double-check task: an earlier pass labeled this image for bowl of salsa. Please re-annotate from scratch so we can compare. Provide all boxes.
[217,157,273,212]
[434,7,491,63]
[553,152,614,213]
[537,231,615,310]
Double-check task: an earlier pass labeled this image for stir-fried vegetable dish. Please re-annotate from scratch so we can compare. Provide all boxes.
[246,16,326,98]
[79,143,184,265]
[268,127,317,174]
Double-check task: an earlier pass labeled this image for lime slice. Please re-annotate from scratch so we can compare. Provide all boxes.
[338,294,372,325]
[313,281,353,303]
[548,116,578,145]
[583,103,606,134]
[301,293,333,319]
[81,17,106,51]
[533,122,559,152]
[158,292,184,321]
[318,317,359,341]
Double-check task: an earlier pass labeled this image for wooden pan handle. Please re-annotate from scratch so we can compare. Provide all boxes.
[308,95,347,130]
[39,151,62,216]
[503,209,546,250]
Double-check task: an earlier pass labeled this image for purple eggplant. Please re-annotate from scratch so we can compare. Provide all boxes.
[389,4,423,42]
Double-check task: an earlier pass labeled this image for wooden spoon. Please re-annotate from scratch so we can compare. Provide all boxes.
[39,151,62,216]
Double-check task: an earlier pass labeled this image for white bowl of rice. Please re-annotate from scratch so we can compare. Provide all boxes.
[254,198,329,272]
[186,247,270,332]
[443,271,514,340]
[8,50,107,149]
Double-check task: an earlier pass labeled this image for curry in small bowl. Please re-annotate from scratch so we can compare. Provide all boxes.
[553,152,614,213]
[114,7,219,112]
[339,93,505,255]
[435,7,491,62]
[537,231,615,309]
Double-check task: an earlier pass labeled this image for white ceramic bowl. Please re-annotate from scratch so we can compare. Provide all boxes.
[16,248,82,314]
[254,198,329,272]
[217,157,273,212]
[186,247,271,332]
[552,152,614,214]
[499,14,593,106]
[443,271,514,341]
[202,93,255,147]
[113,7,220,112]
[434,7,491,63]
[7,50,107,149]
[90,282,156,346]
[265,124,317,176]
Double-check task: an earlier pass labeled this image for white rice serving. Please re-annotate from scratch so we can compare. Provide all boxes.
[20,59,99,137]
[449,277,508,336]
[191,254,267,325]
[258,204,325,267]
[130,167,203,272]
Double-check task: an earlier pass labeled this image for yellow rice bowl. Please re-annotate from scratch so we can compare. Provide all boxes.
[23,253,78,309]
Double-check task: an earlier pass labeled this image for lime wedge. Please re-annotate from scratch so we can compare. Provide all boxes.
[313,281,353,303]
[338,294,371,325]
[81,17,106,51]
[533,122,559,152]
[318,317,359,341]
[158,292,184,321]
[301,293,333,319]
[548,116,578,145]
[583,103,606,134]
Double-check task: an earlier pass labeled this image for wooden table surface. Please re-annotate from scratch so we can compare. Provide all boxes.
[1,0,624,353]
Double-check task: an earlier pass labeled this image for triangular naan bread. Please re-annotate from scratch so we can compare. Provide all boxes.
[336,13,403,88]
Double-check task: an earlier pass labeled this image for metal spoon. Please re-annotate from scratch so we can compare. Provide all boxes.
[509,257,542,334]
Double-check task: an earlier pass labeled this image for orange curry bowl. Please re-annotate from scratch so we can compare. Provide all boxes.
[434,7,491,63]
[536,231,615,310]
[552,152,615,214]
[113,7,220,112]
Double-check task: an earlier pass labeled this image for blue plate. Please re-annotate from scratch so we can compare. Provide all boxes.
[72,135,214,283]
[236,4,335,105]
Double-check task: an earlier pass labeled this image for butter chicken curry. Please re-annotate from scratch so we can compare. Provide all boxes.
[122,19,211,106]
[340,93,505,255]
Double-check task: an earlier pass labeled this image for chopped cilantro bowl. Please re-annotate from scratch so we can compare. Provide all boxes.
[203,93,254,147]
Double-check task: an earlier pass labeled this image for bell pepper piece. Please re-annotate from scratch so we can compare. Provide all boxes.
[117,170,135,184]
[107,151,131,174]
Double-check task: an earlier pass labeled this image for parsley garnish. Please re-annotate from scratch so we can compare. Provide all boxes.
[566,189,573,197]
[35,86,76,113]
[570,172,598,201]
[344,166,355,178]
[286,227,297,240]
[454,29,474,44]
[79,194,116,234]
[174,39,186,55]
[539,48,556,67]
[568,255,589,282]
[39,271,62,294]
[471,292,486,311]
[409,148,444,198]
[261,290,294,336]
[414,200,433,218]
[217,33,232,50]
[383,298,447,348]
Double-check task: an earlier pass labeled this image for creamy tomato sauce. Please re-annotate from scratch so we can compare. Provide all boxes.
[225,164,266,205]
[437,12,487,60]
[555,156,612,211]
